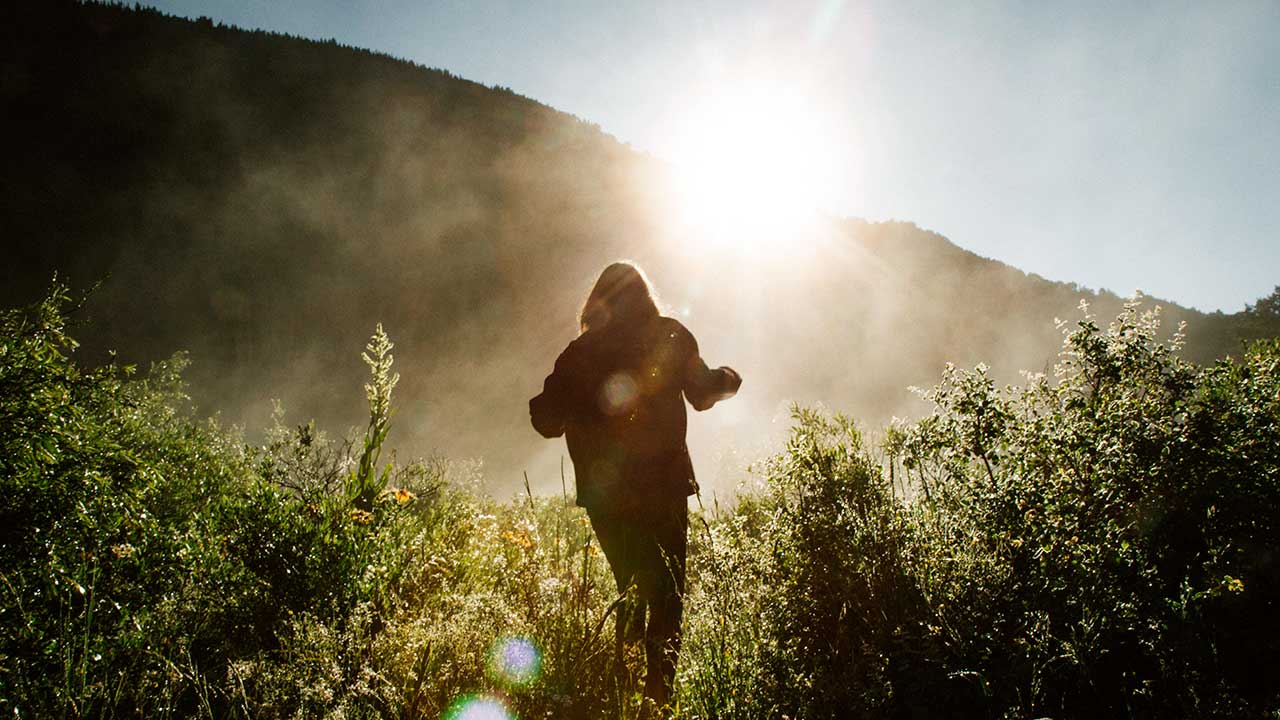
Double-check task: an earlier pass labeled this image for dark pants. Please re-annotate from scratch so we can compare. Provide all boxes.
[587,497,688,706]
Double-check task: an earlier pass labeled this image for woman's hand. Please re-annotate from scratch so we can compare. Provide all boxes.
[718,367,742,397]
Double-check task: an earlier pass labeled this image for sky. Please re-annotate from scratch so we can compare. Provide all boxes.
[139,0,1279,313]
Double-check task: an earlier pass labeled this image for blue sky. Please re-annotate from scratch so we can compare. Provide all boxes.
[141,0,1279,312]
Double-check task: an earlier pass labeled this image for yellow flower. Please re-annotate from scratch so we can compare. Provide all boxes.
[394,488,416,506]
[501,530,534,549]
[350,509,373,525]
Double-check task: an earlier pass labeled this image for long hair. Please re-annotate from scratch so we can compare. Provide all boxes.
[579,261,660,334]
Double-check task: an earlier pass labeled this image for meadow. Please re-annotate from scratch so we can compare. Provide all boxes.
[2,283,1276,718]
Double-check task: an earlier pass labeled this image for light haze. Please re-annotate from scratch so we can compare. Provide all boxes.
[140,0,1279,313]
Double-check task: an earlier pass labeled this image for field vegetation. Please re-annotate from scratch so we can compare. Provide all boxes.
[2,284,1277,718]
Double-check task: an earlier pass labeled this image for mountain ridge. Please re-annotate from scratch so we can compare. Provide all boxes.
[3,0,1274,493]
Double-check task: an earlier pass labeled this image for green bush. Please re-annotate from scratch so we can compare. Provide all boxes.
[0,284,635,719]
[677,299,1278,719]
[678,411,964,720]
[890,301,1280,717]
[0,285,444,716]
[3,285,1275,718]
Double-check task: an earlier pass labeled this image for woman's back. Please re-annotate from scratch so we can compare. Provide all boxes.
[531,314,735,510]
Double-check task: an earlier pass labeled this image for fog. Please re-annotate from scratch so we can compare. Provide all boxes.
[2,2,1254,502]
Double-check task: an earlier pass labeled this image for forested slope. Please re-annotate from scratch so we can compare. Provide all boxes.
[2,1,1274,490]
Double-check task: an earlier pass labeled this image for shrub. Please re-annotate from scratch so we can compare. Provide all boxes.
[4,285,1275,718]
[884,299,1280,717]
[0,283,631,719]
[679,298,1278,719]
[0,284,441,716]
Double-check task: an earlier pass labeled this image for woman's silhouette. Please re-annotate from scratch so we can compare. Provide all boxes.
[530,261,741,708]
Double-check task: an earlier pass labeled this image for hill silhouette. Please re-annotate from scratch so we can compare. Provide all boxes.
[3,0,1276,493]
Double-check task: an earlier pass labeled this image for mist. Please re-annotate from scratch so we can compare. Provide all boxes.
[3,2,1271,501]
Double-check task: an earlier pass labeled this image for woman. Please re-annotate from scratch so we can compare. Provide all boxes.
[529,261,741,708]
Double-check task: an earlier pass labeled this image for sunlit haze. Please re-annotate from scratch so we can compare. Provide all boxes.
[6,4,1277,714]
[138,0,1279,313]
[666,75,848,249]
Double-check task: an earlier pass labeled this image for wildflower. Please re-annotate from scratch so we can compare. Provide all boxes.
[111,543,135,559]
[502,530,534,549]
[394,487,416,506]
[350,509,373,525]
[1224,576,1245,594]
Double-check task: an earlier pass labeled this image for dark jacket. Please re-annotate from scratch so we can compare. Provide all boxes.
[530,315,741,511]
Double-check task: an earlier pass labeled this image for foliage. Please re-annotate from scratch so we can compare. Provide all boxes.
[3,286,1277,718]
[0,284,642,719]
[0,284,432,716]
[677,413,938,719]
[1246,286,1280,319]
[881,300,1276,717]
[676,299,1278,719]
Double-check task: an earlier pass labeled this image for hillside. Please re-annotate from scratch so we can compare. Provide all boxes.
[2,0,1274,493]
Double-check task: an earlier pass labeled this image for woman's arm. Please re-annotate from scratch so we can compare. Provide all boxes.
[680,326,742,411]
[530,349,574,438]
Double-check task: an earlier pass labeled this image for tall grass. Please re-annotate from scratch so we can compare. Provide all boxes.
[2,285,1276,718]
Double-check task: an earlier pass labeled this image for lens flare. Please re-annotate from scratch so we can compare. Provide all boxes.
[487,636,542,687]
[441,694,511,720]
[599,372,639,415]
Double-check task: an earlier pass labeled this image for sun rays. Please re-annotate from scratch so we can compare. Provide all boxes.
[663,78,849,255]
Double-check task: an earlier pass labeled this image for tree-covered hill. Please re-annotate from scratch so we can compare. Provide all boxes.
[2,0,1275,491]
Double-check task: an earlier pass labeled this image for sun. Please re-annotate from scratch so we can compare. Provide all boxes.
[663,81,846,252]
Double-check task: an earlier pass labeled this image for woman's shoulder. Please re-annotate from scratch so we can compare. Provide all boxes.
[559,326,621,365]
[655,314,689,332]
[654,315,696,347]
